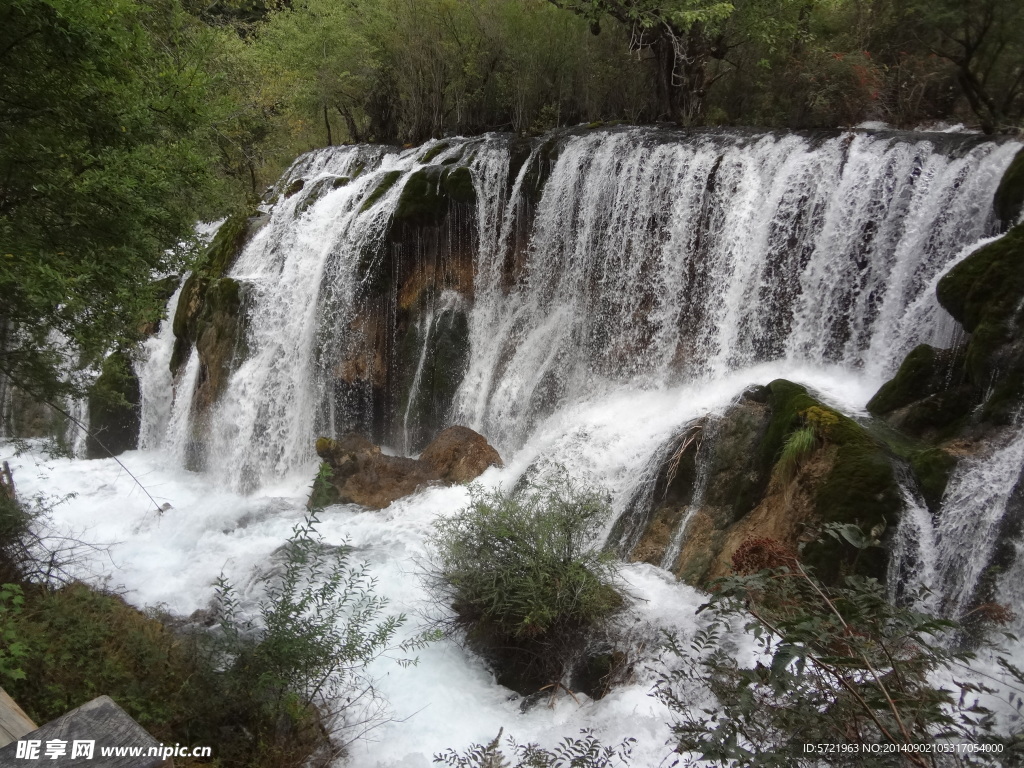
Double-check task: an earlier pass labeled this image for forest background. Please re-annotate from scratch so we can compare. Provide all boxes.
[2,0,1023,437]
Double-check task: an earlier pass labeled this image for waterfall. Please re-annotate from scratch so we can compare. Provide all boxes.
[452,130,1019,450]
[136,127,1020,493]
[890,422,1024,621]
[138,281,186,450]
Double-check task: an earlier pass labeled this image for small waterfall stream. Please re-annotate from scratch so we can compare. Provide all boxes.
[890,421,1024,621]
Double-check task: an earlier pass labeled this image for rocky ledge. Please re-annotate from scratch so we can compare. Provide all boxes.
[308,425,502,510]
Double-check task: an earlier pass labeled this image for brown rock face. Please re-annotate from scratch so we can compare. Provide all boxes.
[312,427,502,510]
[419,426,504,483]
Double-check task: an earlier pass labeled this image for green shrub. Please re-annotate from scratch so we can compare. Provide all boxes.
[428,474,622,691]
[656,540,1023,766]
[198,511,417,766]
[5,582,201,735]
[0,583,27,684]
[435,728,634,768]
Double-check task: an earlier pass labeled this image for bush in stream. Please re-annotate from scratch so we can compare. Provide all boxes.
[195,511,427,767]
[427,473,623,693]
[655,536,1024,767]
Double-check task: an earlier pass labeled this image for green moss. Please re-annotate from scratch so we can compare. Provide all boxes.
[994,148,1024,227]
[420,142,449,163]
[909,447,957,512]
[442,166,475,204]
[199,210,252,278]
[393,165,475,225]
[360,169,402,211]
[937,224,1024,333]
[397,308,470,448]
[814,411,901,530]
[283,178,305,198]
[331,175,350,189]
[394,166,447,223]
[936,225,1024,420]
[868,345,944,415]
[351,160,366,178]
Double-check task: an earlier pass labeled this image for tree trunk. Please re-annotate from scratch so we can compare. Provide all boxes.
[323,105,333,146]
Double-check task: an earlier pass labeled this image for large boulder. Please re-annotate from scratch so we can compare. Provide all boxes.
[310,427,502,510]
[419,426,503,483]
[618,381,905,587]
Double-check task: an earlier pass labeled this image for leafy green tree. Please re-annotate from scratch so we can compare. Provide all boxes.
[545,0,813,123]
[907,0,1024,133]
[0,0,225,409]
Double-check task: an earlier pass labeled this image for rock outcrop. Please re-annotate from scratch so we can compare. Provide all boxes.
[620,380,904,586]
[419,425,503,483]
[309,426,501,510]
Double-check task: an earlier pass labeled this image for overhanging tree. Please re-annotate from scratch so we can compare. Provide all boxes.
[0,0,225,410]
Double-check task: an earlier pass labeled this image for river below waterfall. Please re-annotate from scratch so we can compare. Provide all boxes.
[4,125,1024,764]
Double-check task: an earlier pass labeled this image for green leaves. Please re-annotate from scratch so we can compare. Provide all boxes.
[0,0,225,404]
[656,559,1021,766]
[0,583,28,683]
[210,511,413,755]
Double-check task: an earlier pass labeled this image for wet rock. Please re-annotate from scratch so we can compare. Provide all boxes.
[312,433,441,510]
[310,427,501,509]
[86,351,141,459]
[419,426,503,483]
[994,148,1024,228]
[625,380,903,587]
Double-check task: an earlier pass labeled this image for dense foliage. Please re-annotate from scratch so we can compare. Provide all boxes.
[657,537,1024,766]
[0,0,229,408]
[1,0,1021,419]
[429,475,622,690]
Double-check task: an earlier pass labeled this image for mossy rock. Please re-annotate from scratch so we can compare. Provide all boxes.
[868,345,959,416]
[200,210,253,278]
[283,178,305,198]
[86,350,141,459]
[420,142,449,163]
[393,165,476,225]
[360,170,402,212]
[397,308,471,449]
[193,277,245,407]
[763,381,901,582]
[936,224,1024,423]
[331,175,351,189]
[909,447,957,512]
[994,148,1024,227]
[294,176,338,216]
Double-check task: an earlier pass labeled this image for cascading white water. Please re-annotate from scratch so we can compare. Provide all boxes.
[139,129,1019,485]
[138,281,185,450]
[890,422,1024,621]
[17,126,1024,766]
[451,130,1019,451]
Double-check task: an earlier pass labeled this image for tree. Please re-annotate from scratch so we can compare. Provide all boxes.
[545,0,812,123]
[908,0,1024,133]
[0,0,225,412]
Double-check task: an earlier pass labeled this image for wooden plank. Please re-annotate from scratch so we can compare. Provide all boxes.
[0,687,37,748]
[0,696,172,767]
